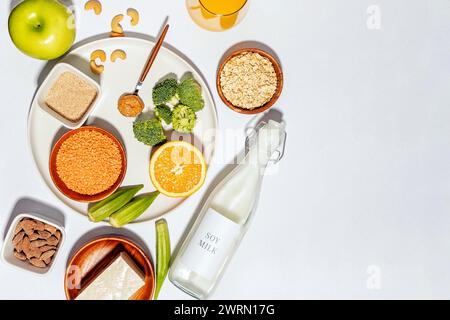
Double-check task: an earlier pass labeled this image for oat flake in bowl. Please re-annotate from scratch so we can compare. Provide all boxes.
[220,52,278,110]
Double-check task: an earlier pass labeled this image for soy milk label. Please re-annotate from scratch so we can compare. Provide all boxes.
[180,208,241,281]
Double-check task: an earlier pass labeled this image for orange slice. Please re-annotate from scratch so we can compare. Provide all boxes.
[150,141,207,198]
[220,14,238,30]
[200,6,216,20]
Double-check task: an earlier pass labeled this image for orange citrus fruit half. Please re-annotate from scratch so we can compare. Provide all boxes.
[149,141,207,198]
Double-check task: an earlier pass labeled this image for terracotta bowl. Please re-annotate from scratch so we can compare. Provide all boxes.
[64,236,155,300]
[217,48,284,115]
[49,126,127,203]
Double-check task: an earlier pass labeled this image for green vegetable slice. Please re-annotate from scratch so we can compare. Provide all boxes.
[109,191,160,228]
[154,218,170,300]
[88,185,144,222]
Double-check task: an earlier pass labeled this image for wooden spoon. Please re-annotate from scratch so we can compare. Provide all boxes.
[117,24,170,117]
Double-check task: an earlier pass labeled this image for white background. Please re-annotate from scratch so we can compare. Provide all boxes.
[1,0,450,299]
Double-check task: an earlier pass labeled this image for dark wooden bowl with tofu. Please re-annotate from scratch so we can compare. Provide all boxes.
[64,236,155,300]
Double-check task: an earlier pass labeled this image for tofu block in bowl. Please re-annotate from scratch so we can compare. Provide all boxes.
[75,252,145,300]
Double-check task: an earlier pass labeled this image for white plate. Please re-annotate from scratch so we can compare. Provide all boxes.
[28,37,217,222]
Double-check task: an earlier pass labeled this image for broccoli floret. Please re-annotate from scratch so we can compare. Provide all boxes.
[154,105,172,125]
[152,78,179,106]
[177,77,204,112]
[172,104,196,133]
[133,118,166,146]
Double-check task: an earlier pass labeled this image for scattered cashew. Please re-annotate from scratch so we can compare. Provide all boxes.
[90,49,106,62]
[127,8,140,26]
[111,49,127,62]
[91,50,106,62]
[84,0,102,15]
[110,32,125,38]
[90,49,106,74]
[90,60,104,74]
[111,14,124,35]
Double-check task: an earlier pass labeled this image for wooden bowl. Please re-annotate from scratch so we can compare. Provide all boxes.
[49,126,127,203]
[64,236,155,300]
[217,48,284,114]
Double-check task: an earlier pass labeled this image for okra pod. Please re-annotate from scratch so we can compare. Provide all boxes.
[109,191,159,228]
[88,185,144,222]
[154,218,170,300]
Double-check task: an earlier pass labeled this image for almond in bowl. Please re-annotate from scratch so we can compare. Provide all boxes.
[1,213,64,275]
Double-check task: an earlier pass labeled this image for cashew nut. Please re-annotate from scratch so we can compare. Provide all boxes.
[127,8,140,26]
[90,49,106,63]
[110,32,125,38]
[90,61,104,75]
[110,49,127,62]
[84,0,102,15]
[111,14,124,35]
[90,49,106,75]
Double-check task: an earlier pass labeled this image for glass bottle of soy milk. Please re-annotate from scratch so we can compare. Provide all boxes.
[169,120,287,299]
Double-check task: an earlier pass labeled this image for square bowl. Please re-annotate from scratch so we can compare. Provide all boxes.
[36,62,101,129]
[1,213,65,275]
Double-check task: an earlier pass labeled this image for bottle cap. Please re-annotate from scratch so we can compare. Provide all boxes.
[245,120,287,166]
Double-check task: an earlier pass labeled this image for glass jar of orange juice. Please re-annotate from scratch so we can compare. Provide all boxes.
[186,0,249,32]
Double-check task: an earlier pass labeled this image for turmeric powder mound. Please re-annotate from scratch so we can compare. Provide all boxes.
[118,94,144,117]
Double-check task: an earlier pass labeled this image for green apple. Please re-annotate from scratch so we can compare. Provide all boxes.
[8,0,76,60]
